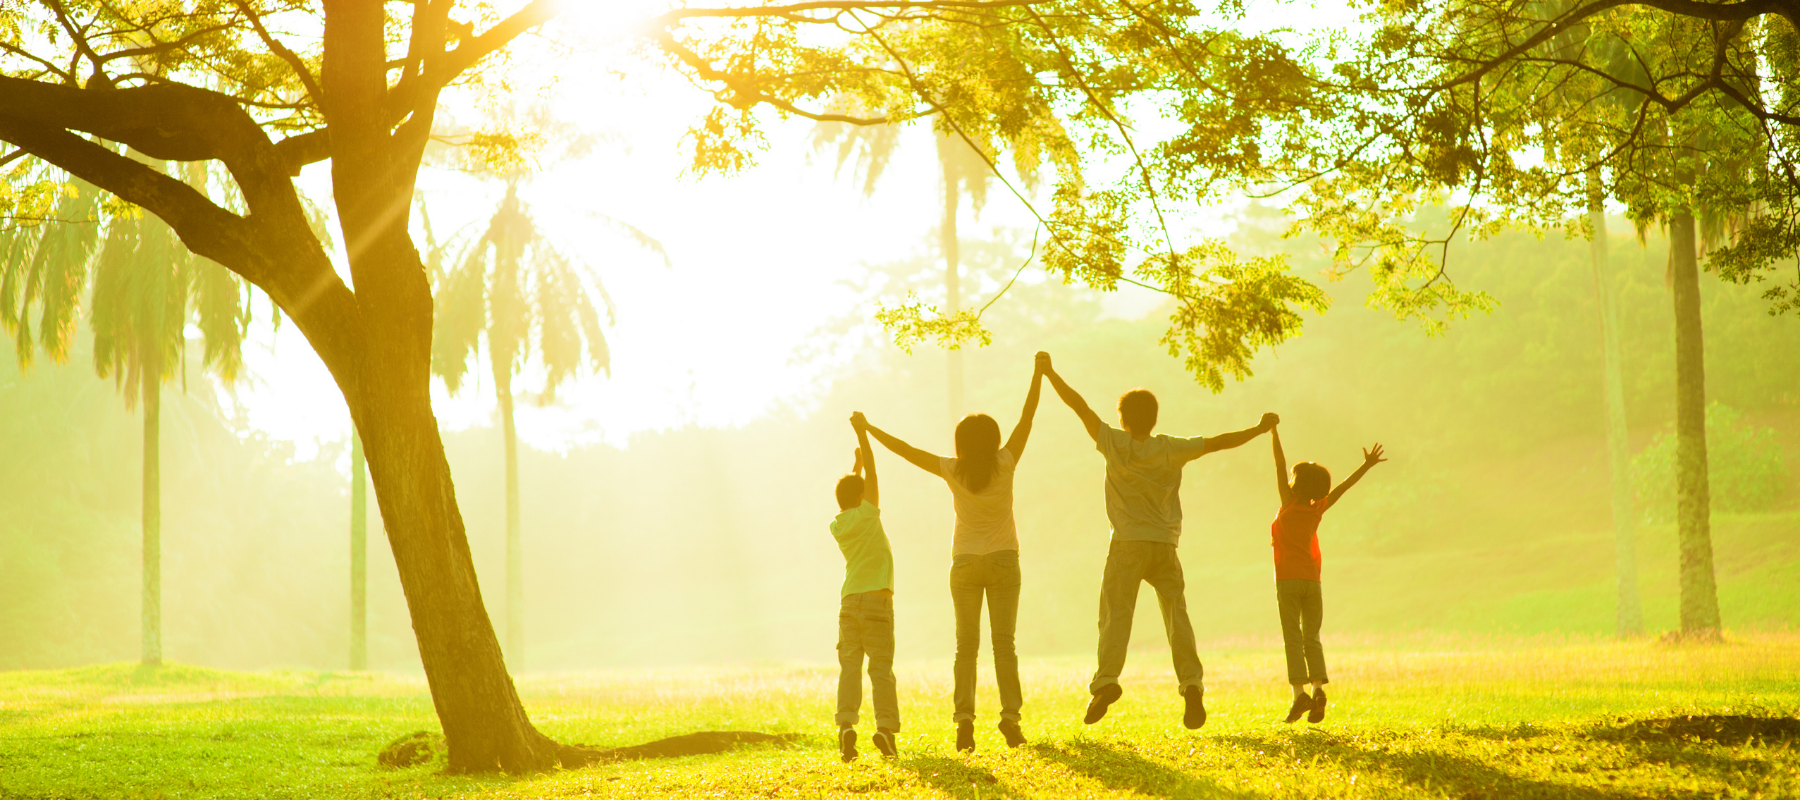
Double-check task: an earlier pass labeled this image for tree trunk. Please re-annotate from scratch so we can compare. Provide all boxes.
[1588,191,1641,637]
[941,143,964,429]
[350,427,368,671]
[141,370,161,666]
[498,365,523,668]
[1668,211,1721,637]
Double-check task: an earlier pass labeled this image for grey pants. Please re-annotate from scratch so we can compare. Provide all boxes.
[836,591,900,731]
[950,550,1022,723]
[1276,579,1328,686]
[1089,539,1204,695]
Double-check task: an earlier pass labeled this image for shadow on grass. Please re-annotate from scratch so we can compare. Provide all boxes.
[1031,739,1260,800]
[901,754,1020,799]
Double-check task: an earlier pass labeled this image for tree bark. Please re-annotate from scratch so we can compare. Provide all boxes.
[1588,191,1642,637]
[141,366,161,666]
[1668,211,1721,637]
[350,427,368,671]
[498,362,523,667]
[940,135,964,430]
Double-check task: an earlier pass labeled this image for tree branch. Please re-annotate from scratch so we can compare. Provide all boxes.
[232,0,325,107]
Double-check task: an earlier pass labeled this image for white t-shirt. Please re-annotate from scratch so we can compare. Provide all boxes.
[1095,425,1207,544]
[937,447,1019,556]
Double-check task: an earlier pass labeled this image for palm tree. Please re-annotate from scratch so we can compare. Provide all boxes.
[814,120,998,428]
[426,182,630,668]
[2,160,247,665]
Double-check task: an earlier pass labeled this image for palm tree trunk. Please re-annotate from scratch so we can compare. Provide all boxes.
[498,367,523,668]
[141,371,161,666]
[941,145,964,429]
[1588,190,1642,637]
[1668,210,1721,637]
[350,427,368,670]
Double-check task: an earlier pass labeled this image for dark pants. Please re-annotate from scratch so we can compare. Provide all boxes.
[950,550,1022,723]
[836,592,899,731]
[1276,579,1327,686]
[1089,540,1204,695]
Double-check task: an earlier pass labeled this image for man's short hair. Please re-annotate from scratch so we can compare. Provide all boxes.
[1118,389,1158,433]
[1293,462,1331,502]
[835,474,865,510]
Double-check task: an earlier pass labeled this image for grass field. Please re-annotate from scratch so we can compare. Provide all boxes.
[3,634,1799,799]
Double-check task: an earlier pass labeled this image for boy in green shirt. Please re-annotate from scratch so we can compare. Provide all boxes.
[832,413,898,761]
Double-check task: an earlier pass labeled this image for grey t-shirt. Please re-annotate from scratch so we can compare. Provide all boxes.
[938,447,1019,556]
[1095,425,1207,544]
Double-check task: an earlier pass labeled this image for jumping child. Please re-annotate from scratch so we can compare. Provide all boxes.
[1268,425,1385,723]
[831,415,899,761]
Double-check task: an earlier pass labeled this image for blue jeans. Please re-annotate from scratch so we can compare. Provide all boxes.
[950,550,1022,723]
[836,591,899,731]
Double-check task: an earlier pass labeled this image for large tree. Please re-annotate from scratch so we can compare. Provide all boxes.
[1280,0,1791,637]
[0,0,1334,771]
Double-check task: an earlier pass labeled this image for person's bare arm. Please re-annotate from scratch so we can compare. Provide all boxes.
[1038,352,1103,442]
[853,412,944,477]
[1272,425,1293,506]
[1198,412,1279,456]
[1004,359,1046,461]
[852,417,879,507]
[1325,443,1386,507]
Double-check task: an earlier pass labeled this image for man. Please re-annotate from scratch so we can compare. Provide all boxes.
[1037,351,1277,729]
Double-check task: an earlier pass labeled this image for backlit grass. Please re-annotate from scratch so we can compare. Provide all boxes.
[2,633,1798,798]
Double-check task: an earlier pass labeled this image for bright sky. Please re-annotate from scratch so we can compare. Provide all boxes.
[220,0,1352,459]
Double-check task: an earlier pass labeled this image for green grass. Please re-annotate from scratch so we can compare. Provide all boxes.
[3,635,1799,798]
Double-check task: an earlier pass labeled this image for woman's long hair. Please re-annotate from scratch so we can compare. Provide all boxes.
[953,414,1003,492]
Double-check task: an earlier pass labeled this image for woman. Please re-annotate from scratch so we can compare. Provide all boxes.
[853,353,1044,752]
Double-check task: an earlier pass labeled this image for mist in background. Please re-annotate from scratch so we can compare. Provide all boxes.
[3,209,1797,672]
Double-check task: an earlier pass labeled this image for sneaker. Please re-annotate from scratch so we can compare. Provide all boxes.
[1182,685,1207,730]
[1284,692,1312,724]
[1308,688,1327,723]
[956,720,975,752]
[838,727,858,762]
[998,720,1026,748]
[872,728,898,758]
[1084,683,1123,724]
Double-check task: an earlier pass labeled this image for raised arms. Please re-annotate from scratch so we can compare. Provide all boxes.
[852,416,879,507]
[1038,352,1104,442]
[1273,425,1293,506]
[1198,413,1279,456]
[1004,357,1047,460]
[1325,444,1386,508]
[853,412,944,477]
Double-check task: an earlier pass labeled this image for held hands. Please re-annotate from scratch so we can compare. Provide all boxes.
[850,411,868,432]
[1034,351,1052,376]
[1362,443,1387,467]
[1259,412,1280,431]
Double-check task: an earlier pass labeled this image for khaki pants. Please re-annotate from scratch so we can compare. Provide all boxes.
[836,591,899,731]
[1276,579,1328,685]
[950,550,1023,723]
[1089,539,1204,695]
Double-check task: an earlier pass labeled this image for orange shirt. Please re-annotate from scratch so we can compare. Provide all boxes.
[1271,498,1331,582]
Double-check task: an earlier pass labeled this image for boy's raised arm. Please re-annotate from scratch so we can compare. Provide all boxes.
[1038,352,1103,443]
[854,412,945,477]
[1004,358,1046,460]
[1325,443,1387,507]
[1199,413,1279,456]
[853,416,879,507]
[1272,426,1293,506]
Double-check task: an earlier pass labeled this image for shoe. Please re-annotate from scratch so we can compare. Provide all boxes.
[1308,688,1327,723]
[872,728,897,758]
[1084,684,1123,724]
[839,727,857,762]
[956,720,975,752]
[1284,692,1311,724]
[1182,685,1206,730]
[998,720,1026,748]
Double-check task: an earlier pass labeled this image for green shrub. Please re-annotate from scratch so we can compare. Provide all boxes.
[1632,404,1787,522]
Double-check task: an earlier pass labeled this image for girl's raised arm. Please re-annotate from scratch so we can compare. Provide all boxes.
[854,413,944,477]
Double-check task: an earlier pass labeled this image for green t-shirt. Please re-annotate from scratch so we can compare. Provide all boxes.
[831,500,894,596]
[1096,425,1208,544]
